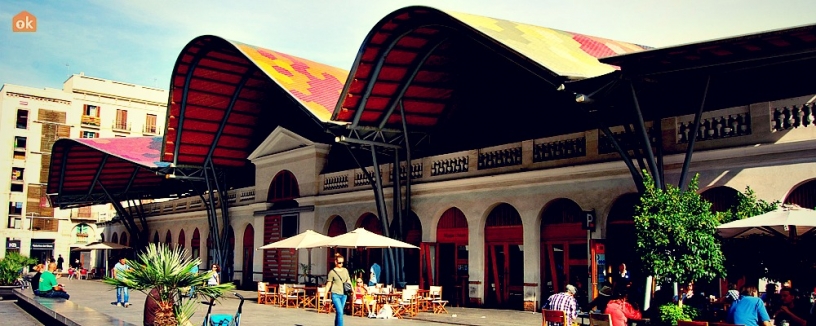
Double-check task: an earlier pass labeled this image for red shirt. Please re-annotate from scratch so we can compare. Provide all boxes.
[605,299,642,326]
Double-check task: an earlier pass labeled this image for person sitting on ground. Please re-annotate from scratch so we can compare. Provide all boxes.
[30,264,44,296]
[543,284,579,326]
[605,289,643,326]
[773,287,809,326]
[37,262,70,299]
[728,285,772,326]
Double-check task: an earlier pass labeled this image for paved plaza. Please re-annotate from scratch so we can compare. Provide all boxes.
[0,300,44,326]
[22,278,542,326]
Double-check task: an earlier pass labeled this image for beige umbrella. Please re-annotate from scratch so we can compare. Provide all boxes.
[304,228,419,249]
[258,230,331,280]
[717,204,816,239]
[72,241,132,278]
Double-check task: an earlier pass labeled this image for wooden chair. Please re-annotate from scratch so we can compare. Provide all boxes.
[429,286,449,314]
[264,283,278,306]
[589,313,613,326]
[351,292,367,317]
[542,309,568,326]
[316,286,334,314]
[279,284,300,308]
[398,289,419,317]
[677,321,709,326]
[257,282,268,304]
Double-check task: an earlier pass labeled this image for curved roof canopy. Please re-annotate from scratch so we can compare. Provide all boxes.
[163,35,348,167]
[571,23,816,123]
[331,6,648,133]
[47,137,182,208]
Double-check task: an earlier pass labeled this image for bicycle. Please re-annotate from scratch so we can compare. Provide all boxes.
[202,293,246,326]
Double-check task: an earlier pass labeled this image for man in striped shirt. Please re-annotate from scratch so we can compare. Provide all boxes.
[544,284,579,326]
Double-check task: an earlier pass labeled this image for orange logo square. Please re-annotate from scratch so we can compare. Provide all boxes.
[12,11,37,32]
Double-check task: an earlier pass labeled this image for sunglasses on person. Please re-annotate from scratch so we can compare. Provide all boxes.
[336,261,344,265]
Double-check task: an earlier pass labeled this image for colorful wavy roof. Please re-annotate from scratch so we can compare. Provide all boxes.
[445,10,649,79]
[163,36,347,167]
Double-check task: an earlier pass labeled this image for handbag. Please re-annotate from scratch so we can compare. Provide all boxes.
[333,269,354,296]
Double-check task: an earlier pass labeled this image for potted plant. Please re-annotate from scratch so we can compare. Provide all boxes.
[0,252,37,300]
[299,263,314,284]
[103,243,233,326]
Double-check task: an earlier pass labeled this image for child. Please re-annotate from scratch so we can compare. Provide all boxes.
[355,278,377,318]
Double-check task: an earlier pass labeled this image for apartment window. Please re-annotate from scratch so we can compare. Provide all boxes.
[8,202,22,216]
[16,109,28,129]
[7,216,22,229]
[82,105,100,127]
[10,184,23,192]
[14,136,27,150]
[115,109,128,130]
[11,168,24,181]
[81,131,98,138]
[145,114,157,134]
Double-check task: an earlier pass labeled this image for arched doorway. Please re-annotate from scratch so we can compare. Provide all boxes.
[120,232,128,246]
[356,213,383,277]
[390,211,422,285]
[191,228,201,266]
[165,230,172,246]
[605,193,640,296]
[153,231,160,245]
[326,216,348,273]
[485,203,524,309]
[111,232,119,244]
[263,170,301,283]
[435,207,469,306]
[540,198,586,302]
[701,186,740,213]
[178,229,185,250]
[242,224,254,289]
[785,179,816,209]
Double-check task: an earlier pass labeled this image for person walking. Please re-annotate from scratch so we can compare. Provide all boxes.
[112,257,132,307]
[325,253,351,326]
[56,254,64,271]
[207,264,221,286]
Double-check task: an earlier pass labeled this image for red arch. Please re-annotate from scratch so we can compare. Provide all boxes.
[785,179,816,209]
[437,207,468,243]
[165,230,173,245]
[267,170,300,203]
[357,213,382,235]
[700,186,740,213]
[178,229,186,249]
[540,198,583,240]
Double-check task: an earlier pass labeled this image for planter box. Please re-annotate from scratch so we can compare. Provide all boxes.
[0,285,20,300]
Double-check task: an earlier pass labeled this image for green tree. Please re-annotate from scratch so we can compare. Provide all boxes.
[635,173,726,290]
[720,187,780,283]
[721,186,779,224]
[0,252,37,285]
[104,243,234,326]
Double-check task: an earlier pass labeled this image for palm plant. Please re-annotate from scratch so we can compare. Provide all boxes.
[0,252,36,286]
[103,243,234,326]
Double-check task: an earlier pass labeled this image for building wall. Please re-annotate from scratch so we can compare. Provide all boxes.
[0,74,167,262]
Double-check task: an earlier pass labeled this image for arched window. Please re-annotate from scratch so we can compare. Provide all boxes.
[165,230,172,245]
[111,233,119,244]
[120,232,128,246]
[178,229,186,249]
[267,170,300,203]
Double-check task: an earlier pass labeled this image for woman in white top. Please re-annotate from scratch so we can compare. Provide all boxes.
[208,264,220,286]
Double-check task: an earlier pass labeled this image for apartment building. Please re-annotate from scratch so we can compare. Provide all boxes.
[0,73,167,262]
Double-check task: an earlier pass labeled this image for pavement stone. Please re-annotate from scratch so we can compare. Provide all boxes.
[0,300,45,326]
[53,278,543,325]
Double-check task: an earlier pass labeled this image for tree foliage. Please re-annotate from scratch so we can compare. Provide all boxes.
[635,173,726,285]
[0,252,37,286]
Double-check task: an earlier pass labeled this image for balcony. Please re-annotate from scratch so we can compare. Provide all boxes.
[113,121,131,133]
[143,124,159,135]
[81,115,101,128]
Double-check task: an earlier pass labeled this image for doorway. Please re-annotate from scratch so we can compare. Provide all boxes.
[484,203,524,309]
[242,224,254,289]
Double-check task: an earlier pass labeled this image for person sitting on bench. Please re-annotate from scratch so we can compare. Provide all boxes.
[37,262,70,299]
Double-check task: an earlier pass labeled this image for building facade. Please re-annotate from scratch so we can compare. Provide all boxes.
[0,73,167,264]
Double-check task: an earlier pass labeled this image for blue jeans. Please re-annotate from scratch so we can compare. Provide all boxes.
[116,286,129,303]
[42,290,70,299]
[331,293,347,326]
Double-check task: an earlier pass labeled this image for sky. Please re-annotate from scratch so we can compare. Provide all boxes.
[1,0,816,91]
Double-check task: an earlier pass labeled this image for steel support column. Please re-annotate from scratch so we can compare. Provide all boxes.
[629,81,662,188]
[679,76,711,190]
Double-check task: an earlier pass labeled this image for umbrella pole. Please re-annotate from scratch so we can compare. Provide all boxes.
[307,248,312,283]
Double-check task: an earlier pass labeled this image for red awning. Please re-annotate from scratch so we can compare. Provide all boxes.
[47,137,183,208]
[163,36,347,167]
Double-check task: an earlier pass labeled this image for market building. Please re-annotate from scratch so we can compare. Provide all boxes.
[47,7,816,309]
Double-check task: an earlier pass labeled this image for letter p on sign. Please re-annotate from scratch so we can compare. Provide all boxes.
[12,11,37,32]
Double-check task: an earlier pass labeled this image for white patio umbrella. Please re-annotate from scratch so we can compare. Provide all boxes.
[72,241,131,278]
[717,204,816,239]
[304,228,419,249]
[258,230,331,279]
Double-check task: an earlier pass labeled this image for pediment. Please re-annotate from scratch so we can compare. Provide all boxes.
[247,127,313,161]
